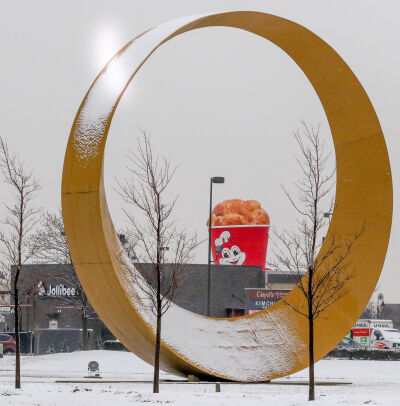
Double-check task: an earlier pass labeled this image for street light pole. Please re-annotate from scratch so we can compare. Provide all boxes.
[322,212,333,242]
[207,176,224,317]
[324,212,333,224]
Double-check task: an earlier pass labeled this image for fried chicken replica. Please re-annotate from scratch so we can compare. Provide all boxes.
[207,199,270,227]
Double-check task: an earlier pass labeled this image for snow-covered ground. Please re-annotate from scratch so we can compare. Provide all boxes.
[0,351,399,405]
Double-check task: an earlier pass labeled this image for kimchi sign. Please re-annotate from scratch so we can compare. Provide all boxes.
[245,289,290,315]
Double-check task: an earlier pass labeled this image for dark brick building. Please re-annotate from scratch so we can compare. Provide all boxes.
[137,263,265,318]
[381,304,400,329]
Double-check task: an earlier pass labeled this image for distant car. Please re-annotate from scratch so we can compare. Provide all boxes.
[337,337,363,349]
[0,334,16,354]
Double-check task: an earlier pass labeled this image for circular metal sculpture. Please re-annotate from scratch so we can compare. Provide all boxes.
[62,11,392,381]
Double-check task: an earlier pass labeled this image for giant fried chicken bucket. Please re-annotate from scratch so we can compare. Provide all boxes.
[207,199,270,269]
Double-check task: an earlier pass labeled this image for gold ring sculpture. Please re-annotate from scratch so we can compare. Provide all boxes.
[62,11,392,381]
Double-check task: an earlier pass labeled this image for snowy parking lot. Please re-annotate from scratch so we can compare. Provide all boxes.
[0,350,399,405]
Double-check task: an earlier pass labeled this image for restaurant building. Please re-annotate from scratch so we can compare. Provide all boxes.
[2,264,112,353]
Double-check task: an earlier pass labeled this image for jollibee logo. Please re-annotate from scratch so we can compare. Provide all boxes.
[37,281,46,296]
[214,231,246,265]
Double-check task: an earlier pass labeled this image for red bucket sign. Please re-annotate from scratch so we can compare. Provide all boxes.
[210,225,270,269]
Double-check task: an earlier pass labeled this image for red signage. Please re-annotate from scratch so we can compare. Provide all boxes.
[352,328,372,337]
[210,225,269,269]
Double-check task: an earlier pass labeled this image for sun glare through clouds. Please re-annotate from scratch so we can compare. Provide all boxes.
[93,24,129,96]
[94,24,122,69]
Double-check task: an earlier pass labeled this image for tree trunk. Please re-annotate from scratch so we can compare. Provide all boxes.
[82,313,89,351]
[154,217,162,394]
[153,256,162,393]
[308,314,315,401]
[14,288,21,389]
[153,308,161,393]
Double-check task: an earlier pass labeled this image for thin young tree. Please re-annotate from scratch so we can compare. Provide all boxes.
[272,122,364,401]
[30,211,94,350]
[0,136,41,389]
[118,133,199,393]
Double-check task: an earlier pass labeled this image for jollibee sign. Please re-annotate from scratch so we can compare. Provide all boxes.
[211,226,269,268]
[37,280,78,297]
[208,199,270,269]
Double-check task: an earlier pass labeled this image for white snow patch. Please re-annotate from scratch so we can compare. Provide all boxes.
[0,352,399,405]
[117,252,304,381]
[142,302,303,381]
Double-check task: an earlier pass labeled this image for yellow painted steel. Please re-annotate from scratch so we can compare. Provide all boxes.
[62,11,392,380]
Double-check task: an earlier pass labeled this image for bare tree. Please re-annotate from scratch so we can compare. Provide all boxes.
[118,133,199,393]
[361,300,378,320]
[0,136,41,389]
[360,288,381,320]
[30,211,94,350]
[272,122,364,401]
[117,228,138,263]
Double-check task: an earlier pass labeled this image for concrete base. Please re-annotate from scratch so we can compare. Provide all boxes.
[55,379,352,386]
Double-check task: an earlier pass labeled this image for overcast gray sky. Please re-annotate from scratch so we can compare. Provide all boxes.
[1,1,399,303]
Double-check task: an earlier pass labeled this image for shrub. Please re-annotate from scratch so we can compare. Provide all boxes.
[103,340,127,351]
[326,347,400,360]
[46,345,55,354]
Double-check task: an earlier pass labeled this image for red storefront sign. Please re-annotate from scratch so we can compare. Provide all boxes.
[210,225,269,269]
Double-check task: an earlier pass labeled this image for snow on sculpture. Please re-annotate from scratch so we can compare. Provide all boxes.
[62,11,392,381]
